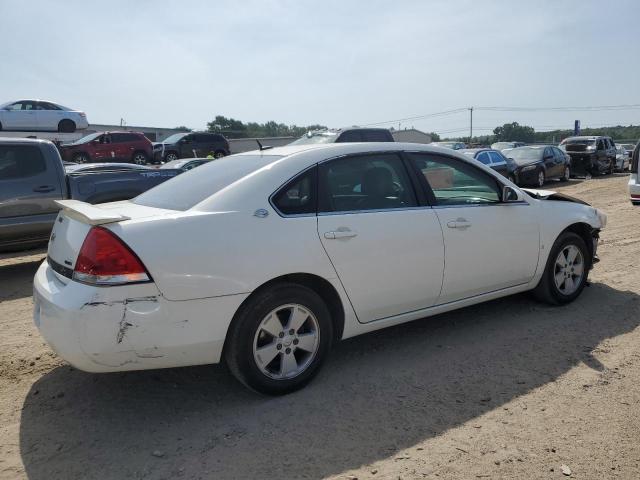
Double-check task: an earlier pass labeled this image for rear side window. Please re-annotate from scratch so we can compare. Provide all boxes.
[318,153,417,212]
[0,145,47,180]
[361,130,392,142]
[488,151,505,164]
[335,130,361,142]
[272,167,317,215]
[476,152,491,165]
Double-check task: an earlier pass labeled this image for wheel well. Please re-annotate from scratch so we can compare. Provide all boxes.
[224,273,345,351]
[562,222,596,263]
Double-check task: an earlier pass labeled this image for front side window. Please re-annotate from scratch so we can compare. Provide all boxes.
[272,167,316,215]
[408,153,500,206]
[319,153,417,212]
[0,145,46,180]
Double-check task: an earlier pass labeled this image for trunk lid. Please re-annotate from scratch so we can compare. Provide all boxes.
[47,200,176,278]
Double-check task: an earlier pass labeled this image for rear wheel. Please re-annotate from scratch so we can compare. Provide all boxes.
[560,166,570,182]
[607,159,614,175]
[532,232,590,305]
[225,283,333,395]
[58,119,76,133]
[132,151,148,165]
[73,152,90,163]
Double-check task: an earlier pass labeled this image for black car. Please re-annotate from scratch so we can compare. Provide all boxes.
[153,132,229,163]
[289,127,394,145]
[559,136,616,176]
[503,145,571,187]
[460,148,517,182]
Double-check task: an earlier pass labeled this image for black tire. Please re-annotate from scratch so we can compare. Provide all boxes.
[58,119,76,133]
[225,283,333,395]
[559,166,570,182]
[535,169,545,188]
[0,121,3,131]
[73,152,90,163]
[532,232,591,305]
[213,150,226,159]
[132,151,148,165]
[164,151,179,162]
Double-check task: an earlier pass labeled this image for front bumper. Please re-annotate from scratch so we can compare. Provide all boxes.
[515,167,539,185]
[567,154,594,176]
[33,260,247,372]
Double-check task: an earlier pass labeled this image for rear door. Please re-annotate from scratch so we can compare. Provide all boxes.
[0,143,64,248]
[407,152,539,304]
[35,101,65,131]
[315,152,445,323]
[110,133,133,161]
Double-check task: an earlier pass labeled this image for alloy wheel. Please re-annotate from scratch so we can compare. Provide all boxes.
[133,154,147,165]
[553,244,584,295]
[165,153,178,162]
[537,170,545,187]
[253,304,320,380]
[564,167,570,180]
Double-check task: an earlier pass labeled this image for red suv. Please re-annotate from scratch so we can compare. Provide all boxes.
[60,131,154,165]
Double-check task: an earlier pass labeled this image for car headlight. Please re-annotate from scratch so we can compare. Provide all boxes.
[521,165,537,172]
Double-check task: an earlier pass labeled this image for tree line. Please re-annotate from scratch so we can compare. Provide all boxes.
[446,122,640,144]
[204,115,327,139]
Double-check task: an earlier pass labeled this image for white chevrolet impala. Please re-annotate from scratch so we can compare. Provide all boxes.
[33,143,607,394]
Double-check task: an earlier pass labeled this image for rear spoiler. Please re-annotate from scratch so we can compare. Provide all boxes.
[55,200,131,225]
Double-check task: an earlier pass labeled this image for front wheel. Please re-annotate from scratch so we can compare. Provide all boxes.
[213,150,226,159]
[73,152,90,163]
[560,166,570,182]
[225,284,333,395]
[532,232,590,305]
[164,151,179,162]
[535,169,545,188]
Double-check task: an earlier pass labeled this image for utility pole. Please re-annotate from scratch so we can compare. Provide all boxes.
[469,107,473,144]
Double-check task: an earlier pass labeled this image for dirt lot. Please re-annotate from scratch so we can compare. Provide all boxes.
[1,174,639,480]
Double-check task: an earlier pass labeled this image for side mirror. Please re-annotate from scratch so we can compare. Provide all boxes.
[502,185,522,203]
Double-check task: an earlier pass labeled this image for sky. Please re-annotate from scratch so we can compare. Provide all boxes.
[2,0,640,137]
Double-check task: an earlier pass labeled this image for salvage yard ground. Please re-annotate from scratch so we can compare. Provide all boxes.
[1,174,639,480]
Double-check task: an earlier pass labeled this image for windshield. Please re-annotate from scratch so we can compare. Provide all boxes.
[561,138,596,146]
[506,147,543,163]
[134,154,283,211]
[289,131,339,145]
[161,133,188,144]
[71,133,101,145]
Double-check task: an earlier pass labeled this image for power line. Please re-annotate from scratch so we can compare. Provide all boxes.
[476,104,640,112]
[358,108,468,127]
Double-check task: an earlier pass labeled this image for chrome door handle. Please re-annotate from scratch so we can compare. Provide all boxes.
[446,218,471,229]
[324,230,357,239]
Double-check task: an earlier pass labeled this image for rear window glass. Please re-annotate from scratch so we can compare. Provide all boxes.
[0,145,47,180]
[133,154,283,211]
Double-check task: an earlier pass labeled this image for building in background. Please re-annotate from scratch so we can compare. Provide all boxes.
[391,128,432,144]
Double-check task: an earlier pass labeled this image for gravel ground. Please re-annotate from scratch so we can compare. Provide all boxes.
[0,174,638,480]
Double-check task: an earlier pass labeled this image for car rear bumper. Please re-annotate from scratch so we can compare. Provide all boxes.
[629,174,640,205]
[33,259,248,372]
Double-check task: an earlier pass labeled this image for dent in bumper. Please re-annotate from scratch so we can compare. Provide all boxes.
[33,260,248,372]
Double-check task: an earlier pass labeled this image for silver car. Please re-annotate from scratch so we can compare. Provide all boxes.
[0,99,89,133]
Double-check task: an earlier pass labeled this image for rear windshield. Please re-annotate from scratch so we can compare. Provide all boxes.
[290,132,339,145]
[506,147,543,163]
[134,154,283,211]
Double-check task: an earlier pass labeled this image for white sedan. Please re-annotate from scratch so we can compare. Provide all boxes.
[0,99,88,132]
[33,143,606,394]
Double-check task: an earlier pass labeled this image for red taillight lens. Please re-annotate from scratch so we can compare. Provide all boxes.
[73,227,150,285]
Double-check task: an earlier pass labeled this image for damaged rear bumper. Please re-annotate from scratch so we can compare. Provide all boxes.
[33,260,248,373]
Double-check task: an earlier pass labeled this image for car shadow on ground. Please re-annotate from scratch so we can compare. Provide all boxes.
[0,258,43,302]
[19,282,640,479]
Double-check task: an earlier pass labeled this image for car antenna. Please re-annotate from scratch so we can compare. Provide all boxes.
[256,139,273,151]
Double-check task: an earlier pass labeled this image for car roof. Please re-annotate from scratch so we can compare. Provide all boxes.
[0,136,53,145]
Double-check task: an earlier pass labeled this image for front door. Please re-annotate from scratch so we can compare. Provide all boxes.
[407,152,540,304]
[316,153,445,323]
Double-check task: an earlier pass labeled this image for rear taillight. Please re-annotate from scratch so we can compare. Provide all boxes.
[79,112,87,118]
[73,227,150,285]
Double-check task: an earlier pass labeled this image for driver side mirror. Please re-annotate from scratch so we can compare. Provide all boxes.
[502,185,522,203]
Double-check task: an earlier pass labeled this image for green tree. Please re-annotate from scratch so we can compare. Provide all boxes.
[493,122,536,143]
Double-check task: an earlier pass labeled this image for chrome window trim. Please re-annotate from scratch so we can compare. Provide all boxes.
[317,205,434,217]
